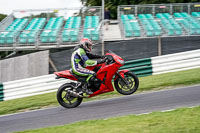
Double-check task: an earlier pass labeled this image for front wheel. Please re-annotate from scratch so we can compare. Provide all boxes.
[57,83,83,108]
[114,71,139,95]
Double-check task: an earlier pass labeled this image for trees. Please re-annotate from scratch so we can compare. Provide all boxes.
[0,14,7,22]
[81,0,132,19]
[81,0,200,19]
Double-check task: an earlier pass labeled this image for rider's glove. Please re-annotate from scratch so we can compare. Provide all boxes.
[97,58,107,64]
[101,55,107,59]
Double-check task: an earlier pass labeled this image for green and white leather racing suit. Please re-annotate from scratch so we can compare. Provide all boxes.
[71,46,102,82]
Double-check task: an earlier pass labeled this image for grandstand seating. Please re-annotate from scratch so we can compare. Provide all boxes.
[19,18,46,44]
[0,18,28,44]
[0,16,101,44]
[1,11,199,45]
[62,16,81,42]
[120,12,200,38]
[191,12,200,17]
[156,13,182,36]
[40,17,64,43]
[121,14,141,37]
[174,12,200,35]
[138,14,162,36]
[83,16,100,41]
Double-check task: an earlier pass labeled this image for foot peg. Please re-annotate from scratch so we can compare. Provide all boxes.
[85,89,93,95]
[55,75,62,79]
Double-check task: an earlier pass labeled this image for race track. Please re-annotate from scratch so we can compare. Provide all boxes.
[0,85,200,133]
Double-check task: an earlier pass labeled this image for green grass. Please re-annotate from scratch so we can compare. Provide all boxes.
[139,68,200,91]
[0,68,200,115]
[15,106,200,133]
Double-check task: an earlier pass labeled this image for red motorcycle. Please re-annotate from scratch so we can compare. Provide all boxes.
[55,50,139,108]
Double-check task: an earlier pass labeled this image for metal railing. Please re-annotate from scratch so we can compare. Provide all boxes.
[118,3,200,17]
[0,13,14,31]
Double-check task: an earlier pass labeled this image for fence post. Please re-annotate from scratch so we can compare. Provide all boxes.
[0,83,4,101]
[49,57,58,72]
[188,4,191,14]
[152,6,155,16]
[101,0,105,55]
[170,4,172,15]
[158,37,162,56]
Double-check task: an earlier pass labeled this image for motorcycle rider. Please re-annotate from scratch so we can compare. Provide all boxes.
[71,38,106,94]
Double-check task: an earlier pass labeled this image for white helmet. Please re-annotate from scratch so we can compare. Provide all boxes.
[80,38,93,52]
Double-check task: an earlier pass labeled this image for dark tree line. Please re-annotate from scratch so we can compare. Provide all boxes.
[82,0,200,19]
[0,14,7,22]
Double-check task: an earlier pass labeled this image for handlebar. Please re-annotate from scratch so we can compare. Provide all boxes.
[104,55,114,65]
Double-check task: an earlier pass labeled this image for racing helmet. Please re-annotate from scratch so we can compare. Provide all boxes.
[80,38,93,52]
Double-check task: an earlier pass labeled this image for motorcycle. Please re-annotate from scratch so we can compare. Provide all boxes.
[54,50,139,108]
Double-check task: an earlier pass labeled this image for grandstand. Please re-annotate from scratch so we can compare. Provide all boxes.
[118,3,200,38]
[0,7,102,50]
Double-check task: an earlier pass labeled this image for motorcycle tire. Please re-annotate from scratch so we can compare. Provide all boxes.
[57,83,83,108]
[114,71,139,95]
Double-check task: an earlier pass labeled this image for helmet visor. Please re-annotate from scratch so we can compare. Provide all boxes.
[86,41,92,51]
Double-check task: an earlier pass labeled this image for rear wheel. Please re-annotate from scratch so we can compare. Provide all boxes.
[57,83,83,108]
[114,71,139,95]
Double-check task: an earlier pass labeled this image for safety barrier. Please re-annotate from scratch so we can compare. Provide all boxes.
[151,49,200,75]
[120,58,152,77]
[0,49,200,101]
[121,49,200,77]
[0,74,70,101]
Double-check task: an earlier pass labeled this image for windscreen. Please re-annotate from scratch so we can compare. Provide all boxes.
[108,50,119,56]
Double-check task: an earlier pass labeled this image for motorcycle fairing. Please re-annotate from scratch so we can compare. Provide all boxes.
[114,69,129,80]
[54,70,78,81]
[88,62,121,97]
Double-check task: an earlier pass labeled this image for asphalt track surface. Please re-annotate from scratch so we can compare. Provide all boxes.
[0,85,200,133]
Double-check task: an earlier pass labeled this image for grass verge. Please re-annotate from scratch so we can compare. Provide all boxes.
[15,106,200,133]
[0,68,200,115]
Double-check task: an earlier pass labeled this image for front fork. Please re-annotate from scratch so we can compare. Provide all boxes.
[115,70,129,86]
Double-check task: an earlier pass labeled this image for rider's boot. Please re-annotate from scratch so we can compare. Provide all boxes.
[88,75,101,93]
[80,83,92,95]
[75,83,83,94]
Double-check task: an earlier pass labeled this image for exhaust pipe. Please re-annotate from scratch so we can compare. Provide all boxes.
[67,90,89,98]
